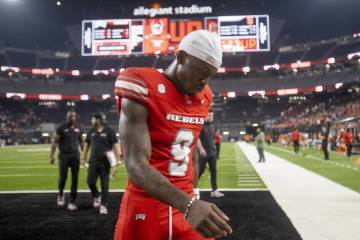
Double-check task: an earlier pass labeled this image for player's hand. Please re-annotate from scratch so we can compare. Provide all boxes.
[50,157,55,165]
[186,200,232,239]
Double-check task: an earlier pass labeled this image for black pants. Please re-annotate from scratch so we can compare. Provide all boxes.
[346,144,352,158]
[87,160,110,206]
[293,140,300,154]
[58,153,80,203]
[322,140,329,160]
[199,156,217,191]
[257,147,265,162]
[215,143,221,160]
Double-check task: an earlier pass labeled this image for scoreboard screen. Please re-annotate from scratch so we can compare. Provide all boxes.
[82,15,269,56]
[205,15,270,52]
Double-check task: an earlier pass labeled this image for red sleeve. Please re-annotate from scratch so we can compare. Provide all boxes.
[114,68,150,112]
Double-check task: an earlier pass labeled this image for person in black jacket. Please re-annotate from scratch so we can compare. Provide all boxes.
[50,110,84,211]
[321,120,331,160]
[198,110,224,198]
[82,112,120,215]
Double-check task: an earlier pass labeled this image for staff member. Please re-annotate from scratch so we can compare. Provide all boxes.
[198,110,224,198]
[214,128,222,160]
[321,120,331,160]
[344,128,354,160]
[50,110,84,211]
[82,112,120,215]
[291,128,301,155]
[256,128,265,163]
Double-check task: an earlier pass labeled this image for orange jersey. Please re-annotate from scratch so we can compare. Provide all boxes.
[114,67,212,195]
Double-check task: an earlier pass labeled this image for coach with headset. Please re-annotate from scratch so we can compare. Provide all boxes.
[82,112,120,215]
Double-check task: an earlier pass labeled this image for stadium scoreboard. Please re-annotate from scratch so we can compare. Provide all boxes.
[82,15,269,56]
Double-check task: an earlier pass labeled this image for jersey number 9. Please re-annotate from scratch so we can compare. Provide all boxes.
[169,129,194,177]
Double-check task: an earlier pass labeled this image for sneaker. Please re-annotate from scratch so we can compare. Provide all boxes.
[67,203,78,211]
[210,190,225,198]
[99,205,108,215]
[93,196,101,208]
[57,195,65,206]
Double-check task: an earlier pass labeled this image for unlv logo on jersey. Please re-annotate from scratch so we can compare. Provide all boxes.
[158,84,166,94]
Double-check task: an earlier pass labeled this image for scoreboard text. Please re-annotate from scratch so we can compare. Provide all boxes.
[82,15,270,56]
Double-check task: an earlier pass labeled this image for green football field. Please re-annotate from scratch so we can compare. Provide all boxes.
[263,143,360,193]
[1,142,359,193]
[0,143,266,191]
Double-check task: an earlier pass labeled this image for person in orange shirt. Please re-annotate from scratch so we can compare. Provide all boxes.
[344,128,354,160]
[213,128,222,160]
[291,128,301,155]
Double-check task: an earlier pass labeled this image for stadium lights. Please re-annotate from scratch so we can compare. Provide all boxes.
[263,64,280,71]
[71,70,80,76]
[248,90,265,97]
[227,92,236,98]
[102,94,111,100]
[222,131,230,135]
[242,66,251,73]
[335,83,343,89]
[239,131,246,135]
[327,58,335,64]
[277,88,298,96]
[93,70,109,75]
[217,67,226,73]
[315,86,323,92]
[42,133,50,137]
[80,95,89,101]
[6,92,26,99]
[291,61,311,69]
[347,52,360,60]
[56,1,61,6]
[39,94,62,101]
[1,66,20,72]
[252,123,259,127]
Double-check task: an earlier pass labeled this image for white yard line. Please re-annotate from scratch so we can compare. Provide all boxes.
[239,142,360,240]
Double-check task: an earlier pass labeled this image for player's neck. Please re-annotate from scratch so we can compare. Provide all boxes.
[164,63,187,96]
[67,122,75,128]
[96,125,104,132]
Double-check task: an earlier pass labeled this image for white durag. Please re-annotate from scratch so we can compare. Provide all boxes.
[178,29,223,69]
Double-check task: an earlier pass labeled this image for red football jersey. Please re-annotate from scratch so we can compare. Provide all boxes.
[291,130,300,141]
[114,67,212,195]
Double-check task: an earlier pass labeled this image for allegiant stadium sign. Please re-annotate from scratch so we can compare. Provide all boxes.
[133,5,213,17]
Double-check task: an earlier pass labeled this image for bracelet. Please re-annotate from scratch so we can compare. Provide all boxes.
[184,196,197,219]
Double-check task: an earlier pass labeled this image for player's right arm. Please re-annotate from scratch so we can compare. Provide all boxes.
[119,98,232,239]
[49,133,60,165]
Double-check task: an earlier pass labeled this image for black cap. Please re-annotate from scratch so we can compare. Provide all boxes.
[92,112,106,121]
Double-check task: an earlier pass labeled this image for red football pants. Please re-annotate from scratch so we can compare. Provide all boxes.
[114,190,213,240]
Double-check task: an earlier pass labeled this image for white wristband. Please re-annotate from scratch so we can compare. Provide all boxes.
[193,188,200,200]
